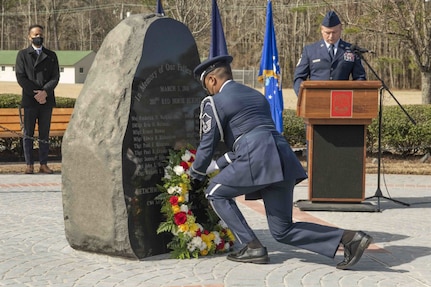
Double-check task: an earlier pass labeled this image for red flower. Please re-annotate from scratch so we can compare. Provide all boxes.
[196,229,202,236]
[189,150,196,162]
[217,239,225,250]
[203,230,210,235]
[169,196,179,205]
[174,212,187,225]
[180,161,189,170]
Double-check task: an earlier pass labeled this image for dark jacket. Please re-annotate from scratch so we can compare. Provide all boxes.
[293,39,366,95]
[15,46,60,108]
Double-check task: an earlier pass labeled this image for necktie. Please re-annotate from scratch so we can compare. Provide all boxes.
[329,44,335,59]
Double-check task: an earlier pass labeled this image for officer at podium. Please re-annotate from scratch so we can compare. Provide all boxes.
[293,10,366,95]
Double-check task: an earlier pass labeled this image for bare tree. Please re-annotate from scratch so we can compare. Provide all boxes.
[1,0,430,102]
[355,0,431,103]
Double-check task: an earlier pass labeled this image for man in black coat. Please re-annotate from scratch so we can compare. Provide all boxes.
[15,24,60,174]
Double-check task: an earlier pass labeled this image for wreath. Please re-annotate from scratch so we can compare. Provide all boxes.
[156,147,235,259]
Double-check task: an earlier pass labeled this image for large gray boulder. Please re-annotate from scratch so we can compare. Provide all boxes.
[61,14,202,259]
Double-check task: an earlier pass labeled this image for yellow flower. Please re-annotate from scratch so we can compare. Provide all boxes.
[188,223,199,236]
[181,173,189,181]
[201,233,214,250]
[201,233,210,242]
[179,183,188,194]
[178,224,189,232]
[205,241,213,250]
[208,232,215,241]
[200,249,208,256]
[177,195,185,203]
[226,229,235,241]
[172,205,181,214]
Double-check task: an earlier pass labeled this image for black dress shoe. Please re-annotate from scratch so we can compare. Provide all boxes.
[227,245,269,264]
[337,231,373,270]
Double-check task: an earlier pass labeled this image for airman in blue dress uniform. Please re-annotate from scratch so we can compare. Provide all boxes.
[293,11,366,95]
[189,53,372,269]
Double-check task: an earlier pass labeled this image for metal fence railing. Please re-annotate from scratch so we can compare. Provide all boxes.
[232,69,260,89]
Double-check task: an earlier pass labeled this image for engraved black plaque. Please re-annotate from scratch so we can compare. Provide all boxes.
[122,17,203,258]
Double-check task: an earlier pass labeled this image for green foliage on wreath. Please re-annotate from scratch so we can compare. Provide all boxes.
[156,148,235,259]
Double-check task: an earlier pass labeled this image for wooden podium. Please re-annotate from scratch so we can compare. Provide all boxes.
[297,81,381,202]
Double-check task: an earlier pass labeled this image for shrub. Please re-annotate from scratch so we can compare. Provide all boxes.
[283,109,306,147]
[284,105,431,155]
[367,105,431,155]
[0,94,21,108]
[0,94,76,108]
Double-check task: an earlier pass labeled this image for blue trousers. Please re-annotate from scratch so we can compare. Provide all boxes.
[23,106,52,165]
[206,179,343,258]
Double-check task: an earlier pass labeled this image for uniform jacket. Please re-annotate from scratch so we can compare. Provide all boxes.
[191,81,307,199]
[293,39,366,95]
[15,46,60,108]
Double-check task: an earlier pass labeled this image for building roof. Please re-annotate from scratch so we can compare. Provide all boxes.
[0,50,95,66]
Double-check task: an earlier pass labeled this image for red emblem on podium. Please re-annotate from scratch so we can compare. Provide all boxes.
[331,90,353,117]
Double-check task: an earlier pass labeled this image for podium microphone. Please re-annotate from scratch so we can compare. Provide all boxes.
[350,44,375,54]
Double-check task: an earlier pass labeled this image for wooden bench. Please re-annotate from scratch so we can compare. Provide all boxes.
[0,107,73,138]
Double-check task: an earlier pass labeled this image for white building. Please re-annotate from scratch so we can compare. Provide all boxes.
[0,50,96,84]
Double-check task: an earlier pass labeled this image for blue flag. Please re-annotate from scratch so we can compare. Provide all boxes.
[156,0,165,16]
[258,0,284,133]
[209,0,228,57]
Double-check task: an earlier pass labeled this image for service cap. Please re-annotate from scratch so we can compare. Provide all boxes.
[321,11,341,27]
[193,55,233,82]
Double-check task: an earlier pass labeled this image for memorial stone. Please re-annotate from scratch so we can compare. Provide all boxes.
[62,14,203,259]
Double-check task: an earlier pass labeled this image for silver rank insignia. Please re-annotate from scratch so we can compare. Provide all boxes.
[202,113,212,133]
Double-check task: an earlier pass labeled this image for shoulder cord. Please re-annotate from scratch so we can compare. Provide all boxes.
[199,96,224,142]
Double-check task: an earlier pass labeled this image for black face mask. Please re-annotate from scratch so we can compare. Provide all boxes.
[31,37,43,46]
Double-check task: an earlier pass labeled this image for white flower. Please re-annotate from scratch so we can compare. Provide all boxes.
[173,165,185,176]
[181,150,193,162]
[199,241,208,251]
[212,231,221,245]
[167,186,182,195]
[190,236,205,251]
[218,220,228,229]
[187,242,197,252]
[180,204,189,213]
[224,242,230,250]
[164,166,172,180]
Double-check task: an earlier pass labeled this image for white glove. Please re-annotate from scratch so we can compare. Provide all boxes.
[206,160,219,174]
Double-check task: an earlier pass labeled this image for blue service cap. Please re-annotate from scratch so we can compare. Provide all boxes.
[322,11,341,27]
[193,55,233,82]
